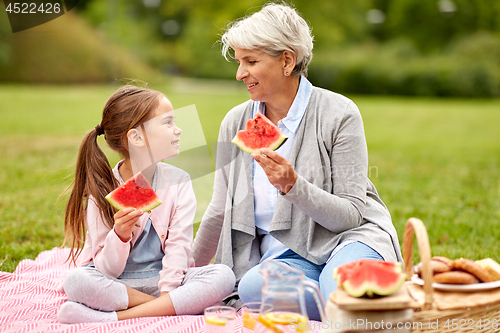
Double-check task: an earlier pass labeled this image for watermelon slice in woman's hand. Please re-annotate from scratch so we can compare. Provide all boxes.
[105,172,162,212]
[232,113,288,154]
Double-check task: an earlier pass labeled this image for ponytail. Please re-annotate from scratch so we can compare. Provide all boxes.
[62,85,163,266]
[63,127,118,266]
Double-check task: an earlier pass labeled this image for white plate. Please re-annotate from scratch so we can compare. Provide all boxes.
[411,274,500,292]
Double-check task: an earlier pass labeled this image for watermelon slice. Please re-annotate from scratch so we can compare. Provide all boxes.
[333,260,363,286]
[105,172,162,212]
[232,113,288,154]
[335,260,406,298]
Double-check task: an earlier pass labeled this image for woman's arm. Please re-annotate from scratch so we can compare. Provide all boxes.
[283,101,369,232]
[253,101,369,233]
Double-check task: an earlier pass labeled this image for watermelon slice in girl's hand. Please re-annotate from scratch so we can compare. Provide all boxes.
[232,113,288,154]
[105,172,162,212]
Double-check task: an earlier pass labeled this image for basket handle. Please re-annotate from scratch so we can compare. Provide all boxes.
[403,217,434,310]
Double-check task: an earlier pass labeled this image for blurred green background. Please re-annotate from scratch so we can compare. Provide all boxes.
[1,0,500,96]
[0,0,499,272]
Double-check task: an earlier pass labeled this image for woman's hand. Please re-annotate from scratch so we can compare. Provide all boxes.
[113,207,143,242]
[252,148,298,194]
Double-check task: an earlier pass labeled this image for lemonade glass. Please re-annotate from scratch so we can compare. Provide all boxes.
[242,302,273,332]
[204,306,236,333]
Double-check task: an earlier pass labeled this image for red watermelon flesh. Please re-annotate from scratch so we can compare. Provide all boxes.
[339,260,406,298]
[105,172,162,212]
[231,113,288,154]
[333,260,363,285]
[334,260,402,286]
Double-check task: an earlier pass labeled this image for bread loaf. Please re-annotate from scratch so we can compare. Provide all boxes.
[475,258,500,281]
[433,271,479,284]
[451,258,497,283]
[415,260,451,275]
[432,256,453,266]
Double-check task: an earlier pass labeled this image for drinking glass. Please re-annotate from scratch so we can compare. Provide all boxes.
[241,302,273,332]
[204,306,236,333]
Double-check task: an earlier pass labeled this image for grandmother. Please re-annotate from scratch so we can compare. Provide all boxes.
[192,3,403,320]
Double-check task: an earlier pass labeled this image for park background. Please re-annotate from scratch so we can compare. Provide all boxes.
[0,0,499,272]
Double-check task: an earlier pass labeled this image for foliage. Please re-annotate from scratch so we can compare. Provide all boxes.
[0,83,499,272]
[0,5,12,68]
[0,10,161,83]
[75,0,500,96]
[1,0,500,95]
[309,32,500,97]
[110,0,375,78]
[378,0,500,52]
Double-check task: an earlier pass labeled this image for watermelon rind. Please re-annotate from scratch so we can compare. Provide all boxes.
[231,113,288,154]
[232,135,287,154]
[106,196,162,213]
[343,272,406,298]
[105,172,162,212]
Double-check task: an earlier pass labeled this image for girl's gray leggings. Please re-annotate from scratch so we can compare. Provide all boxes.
[62,264,235,315]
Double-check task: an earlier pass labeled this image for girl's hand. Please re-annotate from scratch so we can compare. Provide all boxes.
[113,207,143,242]
[252,148,298,194]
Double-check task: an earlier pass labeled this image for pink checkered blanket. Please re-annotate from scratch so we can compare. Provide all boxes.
[0,248,321,333]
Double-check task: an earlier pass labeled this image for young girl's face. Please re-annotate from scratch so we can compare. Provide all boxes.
[143,96,182,161]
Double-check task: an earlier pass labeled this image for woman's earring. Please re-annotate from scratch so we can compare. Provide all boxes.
[285,72,289,76]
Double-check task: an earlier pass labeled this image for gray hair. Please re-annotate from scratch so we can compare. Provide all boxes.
[220,3,314,77]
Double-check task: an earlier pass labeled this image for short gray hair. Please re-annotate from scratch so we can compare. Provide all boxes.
[221,3,314,77]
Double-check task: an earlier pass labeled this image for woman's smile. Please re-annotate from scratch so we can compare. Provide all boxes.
[234,48,286,103]
[246,82,259,90]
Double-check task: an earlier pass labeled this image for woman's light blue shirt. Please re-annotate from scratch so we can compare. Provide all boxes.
[252,75,312,262]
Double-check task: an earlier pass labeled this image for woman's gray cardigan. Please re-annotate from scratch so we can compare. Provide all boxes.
[192,86,403,283]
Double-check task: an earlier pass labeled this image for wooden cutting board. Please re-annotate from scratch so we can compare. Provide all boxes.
[330,285,413,311]
[321,301,414,333]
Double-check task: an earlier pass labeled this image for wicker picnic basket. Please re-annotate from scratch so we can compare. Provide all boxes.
[403,217,500,333]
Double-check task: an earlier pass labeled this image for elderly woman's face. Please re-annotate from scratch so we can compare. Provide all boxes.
[234,48,287,103]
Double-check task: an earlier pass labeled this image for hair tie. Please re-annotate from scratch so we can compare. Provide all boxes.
[95,124,104,136]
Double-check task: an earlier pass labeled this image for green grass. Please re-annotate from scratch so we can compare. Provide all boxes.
[359,96,500,260]
[0,82,499,273]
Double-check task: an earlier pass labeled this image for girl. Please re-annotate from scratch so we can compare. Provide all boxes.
[58,86,235,324]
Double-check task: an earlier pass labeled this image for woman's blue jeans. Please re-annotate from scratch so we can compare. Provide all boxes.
[237,241,383,321]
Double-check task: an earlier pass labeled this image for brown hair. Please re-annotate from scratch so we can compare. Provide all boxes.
[63,85,163,265]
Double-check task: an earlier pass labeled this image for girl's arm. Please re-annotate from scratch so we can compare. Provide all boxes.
[158,174,197,292]
[82,197,136,277]
[113,208,143,242]
[192,113,236,266]
[191,165,228,266]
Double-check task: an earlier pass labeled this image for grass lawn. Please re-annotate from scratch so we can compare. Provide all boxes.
[0,81,499,273]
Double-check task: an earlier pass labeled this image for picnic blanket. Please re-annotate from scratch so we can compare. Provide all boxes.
[0,248,321,333]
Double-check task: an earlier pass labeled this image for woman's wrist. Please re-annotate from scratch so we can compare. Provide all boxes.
[280,171,298,194]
